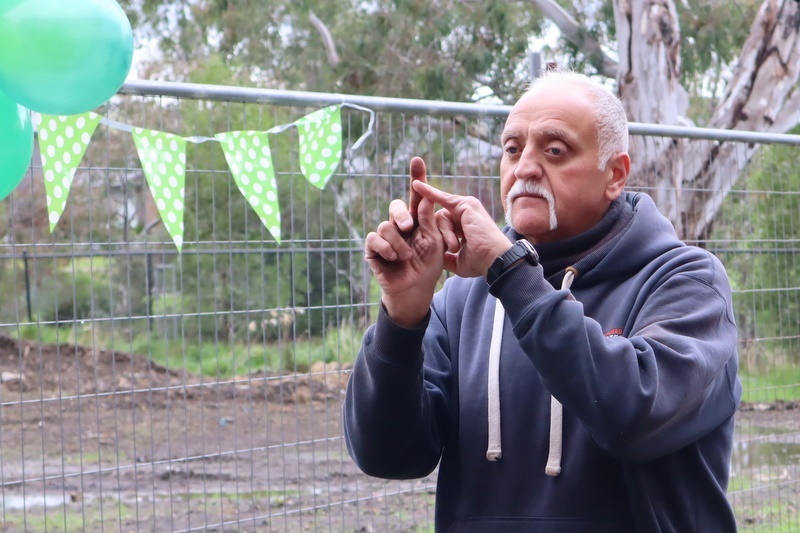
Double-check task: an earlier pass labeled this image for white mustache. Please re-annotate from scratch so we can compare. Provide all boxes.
[506,181,555,205]
[505,181,558,231]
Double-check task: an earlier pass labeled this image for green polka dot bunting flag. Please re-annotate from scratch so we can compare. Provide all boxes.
[295,105,343,189]
[37,112,102,231]
[132,128,187,251]
[215,131,282,243]
[32,103,374,247]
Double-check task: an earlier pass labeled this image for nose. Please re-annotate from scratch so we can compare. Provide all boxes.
[513,147,543,181]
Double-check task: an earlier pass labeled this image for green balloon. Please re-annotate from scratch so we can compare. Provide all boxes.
[0,90,33,201]
[0,0,134,115]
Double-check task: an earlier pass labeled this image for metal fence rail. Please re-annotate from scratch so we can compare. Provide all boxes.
[0,80,797,532]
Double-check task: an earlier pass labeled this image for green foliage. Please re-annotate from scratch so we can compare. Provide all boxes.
[321,320,364,364]
[676,0,761,92]
[120,0,544,103]
[713,126,800,373]
[33,267,114,324]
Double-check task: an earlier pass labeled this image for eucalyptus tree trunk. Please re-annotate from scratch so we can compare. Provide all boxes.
[679,0,800,241]
[616,0,800,241]
[534,0,800,242]
[613,0,690,236]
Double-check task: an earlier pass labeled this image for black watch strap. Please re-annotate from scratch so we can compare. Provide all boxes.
[486,239,539,285]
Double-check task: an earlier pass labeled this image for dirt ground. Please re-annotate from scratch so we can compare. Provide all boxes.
[0,335,435,532]
[0,335,796,532]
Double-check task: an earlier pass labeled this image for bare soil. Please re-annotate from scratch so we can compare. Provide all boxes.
[0,335,796,532]
[0,335,435,532]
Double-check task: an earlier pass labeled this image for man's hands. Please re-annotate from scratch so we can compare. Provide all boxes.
[412,180,512,278]
[365,157,515,327]
[364,157,446,327]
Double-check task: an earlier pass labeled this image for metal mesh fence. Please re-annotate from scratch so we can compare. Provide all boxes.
[0,81,797,531]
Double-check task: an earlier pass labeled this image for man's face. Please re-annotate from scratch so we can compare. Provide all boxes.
[500,84,623,244]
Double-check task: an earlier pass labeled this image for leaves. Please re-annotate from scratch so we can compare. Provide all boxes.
[122,0,544,103]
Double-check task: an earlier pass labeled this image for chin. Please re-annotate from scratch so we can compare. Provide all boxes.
[509,217,555,239]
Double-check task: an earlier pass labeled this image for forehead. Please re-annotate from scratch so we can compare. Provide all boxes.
[501,85,596,142]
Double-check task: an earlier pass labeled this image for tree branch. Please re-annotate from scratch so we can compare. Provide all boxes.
[526,0,618,77]
[308,10,339,68]
[680,0,800,240]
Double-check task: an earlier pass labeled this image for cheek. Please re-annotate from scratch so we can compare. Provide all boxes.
[499,169,514,203]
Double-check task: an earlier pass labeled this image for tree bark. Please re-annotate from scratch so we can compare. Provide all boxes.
[680,0,800,241]
[526,0,618,77]
[611,0,692,236]
[632,0,800,241]
[540,0,800,242]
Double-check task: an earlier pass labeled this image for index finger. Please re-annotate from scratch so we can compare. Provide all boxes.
[411,180,459,209]
[408,157,428,225]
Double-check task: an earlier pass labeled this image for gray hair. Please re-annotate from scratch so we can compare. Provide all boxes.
[525,70,629,170]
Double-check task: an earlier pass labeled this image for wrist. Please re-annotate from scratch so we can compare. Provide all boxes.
[381,296,430,328]
[486,239,539,285]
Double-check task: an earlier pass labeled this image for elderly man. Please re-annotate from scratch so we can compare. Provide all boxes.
[344,70,741,532]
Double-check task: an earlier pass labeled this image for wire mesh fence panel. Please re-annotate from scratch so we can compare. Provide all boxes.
[0,82,797,532]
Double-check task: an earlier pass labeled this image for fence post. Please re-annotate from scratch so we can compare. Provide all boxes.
[146,251,153,332]
[23,250,33,322]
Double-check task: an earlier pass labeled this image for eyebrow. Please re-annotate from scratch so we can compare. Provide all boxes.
[500,127,577,146]
[539,128,576,145]
[500,129,520,144]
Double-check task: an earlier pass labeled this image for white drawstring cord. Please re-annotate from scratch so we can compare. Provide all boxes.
[544,267,576,476]
[486,298,506,461]
[486,266,577,476]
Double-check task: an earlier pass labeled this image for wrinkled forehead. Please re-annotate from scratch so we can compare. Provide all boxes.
[502,85,597,140]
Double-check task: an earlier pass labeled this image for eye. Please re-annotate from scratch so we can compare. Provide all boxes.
[545,141,568,157]
[503,142,520,156]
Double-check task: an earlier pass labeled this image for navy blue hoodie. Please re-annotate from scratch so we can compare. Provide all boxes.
[344,192,741,532]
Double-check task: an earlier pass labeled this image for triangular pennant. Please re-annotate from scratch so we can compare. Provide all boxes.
[38,112,101,231]
[215,131,282,243]
[295,105,342,189]
[132,128,187,251]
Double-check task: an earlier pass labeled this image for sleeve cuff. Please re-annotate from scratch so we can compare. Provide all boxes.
[488,262,554,304]
[366,303,430,368]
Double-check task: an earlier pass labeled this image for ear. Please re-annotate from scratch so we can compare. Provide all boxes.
[604,152,630,202]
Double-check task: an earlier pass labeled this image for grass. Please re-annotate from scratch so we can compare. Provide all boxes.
[739,368,800,403]
[2,499,134,533]
[10,321,363,378]
[735,501,800,533]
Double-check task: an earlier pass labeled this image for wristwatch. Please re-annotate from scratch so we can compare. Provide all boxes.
[486,239,540,285]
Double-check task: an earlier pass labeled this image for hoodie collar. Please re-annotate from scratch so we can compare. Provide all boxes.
[510,195,634,279]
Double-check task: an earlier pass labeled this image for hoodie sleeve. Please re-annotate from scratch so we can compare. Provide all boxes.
[491,253,741,462]
[343,301,453,479]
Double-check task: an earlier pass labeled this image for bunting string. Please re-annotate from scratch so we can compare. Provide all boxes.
[34,103,375,249]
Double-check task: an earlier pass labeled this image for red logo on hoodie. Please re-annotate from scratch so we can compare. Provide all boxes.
[604,328,624,337]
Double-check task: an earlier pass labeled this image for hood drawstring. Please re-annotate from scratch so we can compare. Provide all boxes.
[486,267,577,477]
[486,298,506,461]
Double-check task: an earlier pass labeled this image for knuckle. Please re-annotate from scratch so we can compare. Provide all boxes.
[389,199,407,211]
[463,196,482,209]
